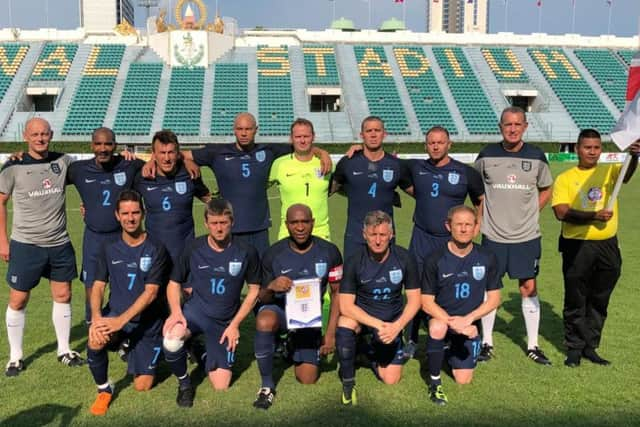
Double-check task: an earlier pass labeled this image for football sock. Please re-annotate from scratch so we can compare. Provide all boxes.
[87,347,109,385]
[426,336,445,384]
[255,330,275,389]
[84,288,92,325]
[52,301,72,355]
[164,346,188,380]
[407,313,422,343]
[177,373,191,388]
[97,382,113,394]
[336,327,356,385]
[481,307,496,347]
[522,296,540,349]
[6,306,25,362]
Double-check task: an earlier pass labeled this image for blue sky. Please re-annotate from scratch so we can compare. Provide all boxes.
[1,0,638,37]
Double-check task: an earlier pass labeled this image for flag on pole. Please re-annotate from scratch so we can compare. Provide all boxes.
[537,0,542,7]
[395,0,404,3]
[610,52,640,150]
[606,0,612,5]
[606,51,640,208]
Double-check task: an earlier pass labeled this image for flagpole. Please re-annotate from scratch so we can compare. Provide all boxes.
[504,0,508,32]
[332,0,336,23]
[8,0,13,28]
[607,1,613,35]
[571,0,576,33]
[368,0,372,29]
[537,3,542,32]
[402,0,406,26]
[45,0,49,27]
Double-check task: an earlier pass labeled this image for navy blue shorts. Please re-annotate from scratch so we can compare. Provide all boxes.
[258,304,321,366]
[81,228,120,288]
[482,236,541,280]
[183,300,236,372]
[233,229,270,257]
[409,227,449,275]
[104,310,163,376]
[446,331,481,370]
[7,240,77,291]
[361,325,406,366]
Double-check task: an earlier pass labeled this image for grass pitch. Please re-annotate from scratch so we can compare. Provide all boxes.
[1,163,639,426]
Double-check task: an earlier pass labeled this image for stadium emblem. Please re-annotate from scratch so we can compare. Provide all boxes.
[42,178,52,189]
[472,265,486,281]
[174,0,207,30]
[140,256,152,272]
[51,163,61,175]
[256,150,266,162]
[389,269,403,284]
[587,187,603,202]
[448,172,460,185]
[175,181,187,194]
[315,262,327,278]
[113,172,126,186]
[382,169,394,183]
[229,261,242,276]
[174,32,205,68]
[521,161,532,172]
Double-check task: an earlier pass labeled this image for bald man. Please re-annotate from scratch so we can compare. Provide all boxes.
[0,118,83,377]
[181,113,331,255]
[252,203,342,410]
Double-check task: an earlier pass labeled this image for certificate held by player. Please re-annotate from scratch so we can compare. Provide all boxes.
[285,278,322,329]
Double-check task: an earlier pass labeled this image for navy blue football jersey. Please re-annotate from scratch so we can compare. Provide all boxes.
[171,236,261,321]
[134,163,209,261]
[406,158,483,237]
[340,245,419,322]
[333,152,411,244]
[261,236,343,309]
[192,143,291,233]
[94,235,170,323]
[68,156,144,233]
[421,243,502,316]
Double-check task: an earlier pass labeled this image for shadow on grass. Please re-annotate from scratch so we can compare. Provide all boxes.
[23,322,88,368]
[496,291,565,355]
[0,404,81,427]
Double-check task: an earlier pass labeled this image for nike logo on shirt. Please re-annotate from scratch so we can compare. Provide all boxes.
[85,179,96,183]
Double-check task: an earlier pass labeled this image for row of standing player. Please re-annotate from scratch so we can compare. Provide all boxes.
[5,109,634,411]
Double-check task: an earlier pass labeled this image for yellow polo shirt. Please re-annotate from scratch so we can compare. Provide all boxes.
[552,163,621,240]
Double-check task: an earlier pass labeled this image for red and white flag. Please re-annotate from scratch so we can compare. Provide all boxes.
[611,51,640,150]
[537,0,542,6]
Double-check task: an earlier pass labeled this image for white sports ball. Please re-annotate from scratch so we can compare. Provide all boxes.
[163,322,186,352]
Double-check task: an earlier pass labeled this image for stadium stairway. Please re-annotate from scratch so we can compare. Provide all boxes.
[563,48,621,118]
[335,44,369,138]
[511,47,577,142]
[103,45,143,130]
[50,44,92,137]
[574,49,627,112]
[422,47,468,138]
[466,46,546,141]
[288,46,310,119]
[149,63,171,141]
[384,45,422,140]
[0,42,41,139]
[200,64,215,137]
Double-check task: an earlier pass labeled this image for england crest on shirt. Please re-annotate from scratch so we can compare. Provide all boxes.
[113,172,126,186]
[521,161,532,172]
[140,256,152,272]
[448,171,460,185]
[315,262,327,278]
[382,169,394,183]
[472,265,485,281]
[389,268,403,284]
[255,150,266,162]
[175,181,187,195]
[229,261,242,277]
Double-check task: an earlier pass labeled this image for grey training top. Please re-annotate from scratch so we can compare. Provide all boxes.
[0,152,72,247]
[474,142,553,244]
